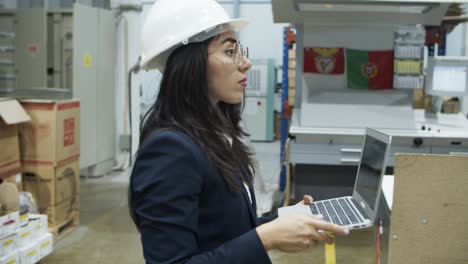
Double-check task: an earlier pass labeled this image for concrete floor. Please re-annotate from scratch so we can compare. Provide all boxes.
[42,140,376,264]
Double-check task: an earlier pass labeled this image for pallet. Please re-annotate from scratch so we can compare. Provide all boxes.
[48,212,79,242]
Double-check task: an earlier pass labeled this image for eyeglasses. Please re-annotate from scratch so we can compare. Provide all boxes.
[228,42,249,67]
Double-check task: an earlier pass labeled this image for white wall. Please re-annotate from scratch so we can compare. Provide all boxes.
[238,4,286,67]
[0,0,16,8]
[300,24,408,105]
[302,24,394,93]
[465,22,468,116]
[217,2,287,73]
[447,23,467,56]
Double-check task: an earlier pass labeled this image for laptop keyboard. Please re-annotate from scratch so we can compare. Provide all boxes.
[309,197,364,226]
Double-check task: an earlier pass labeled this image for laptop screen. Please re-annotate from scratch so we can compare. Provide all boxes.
[354,134,387,210]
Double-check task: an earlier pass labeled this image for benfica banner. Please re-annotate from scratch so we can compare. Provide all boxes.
[346,49,394,90]
[303,47,345,74]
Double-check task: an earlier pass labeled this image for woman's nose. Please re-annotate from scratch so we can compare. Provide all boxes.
[238,57,252,72]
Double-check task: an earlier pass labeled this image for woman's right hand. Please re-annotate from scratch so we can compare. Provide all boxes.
[256,214,349,253]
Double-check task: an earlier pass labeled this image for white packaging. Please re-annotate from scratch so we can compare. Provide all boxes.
[0,250,19,264]
[38,233,53,259]
[395,46,422,59]
[18,214,28,228]
[16,224,32,248]
[0,234,16,257]
[394,75,424,89]
[19,243,40,264]
[0,212,19,240]
[28,215,47,238]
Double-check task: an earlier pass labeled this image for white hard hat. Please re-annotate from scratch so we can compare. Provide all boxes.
[141,0,249,71]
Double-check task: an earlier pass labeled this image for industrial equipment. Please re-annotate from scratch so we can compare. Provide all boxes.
[425,56,468,97]
[242,58,275,141]
[0,1,116,176]
[271,0,468,203]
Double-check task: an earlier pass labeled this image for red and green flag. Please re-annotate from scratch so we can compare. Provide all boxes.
[304,47,344,74]
[346,49,394,90]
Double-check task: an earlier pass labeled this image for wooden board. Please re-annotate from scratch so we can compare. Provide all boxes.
[388,154,468,264]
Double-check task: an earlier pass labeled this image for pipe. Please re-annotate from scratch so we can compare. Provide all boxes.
[464,23,468,56]
[127,56,143,164]
[234,0,240,18]
[113,13,130,171]
[141,0,272,4]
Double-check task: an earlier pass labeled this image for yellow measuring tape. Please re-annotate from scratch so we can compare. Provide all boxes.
[324,234,336,264]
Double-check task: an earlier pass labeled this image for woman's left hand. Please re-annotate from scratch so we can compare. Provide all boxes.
[295,195,314,206]
[293,195,334,244]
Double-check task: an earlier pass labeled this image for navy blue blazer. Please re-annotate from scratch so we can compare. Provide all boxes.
[131,130,274,264]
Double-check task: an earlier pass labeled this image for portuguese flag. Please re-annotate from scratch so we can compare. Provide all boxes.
[346,49,394,90]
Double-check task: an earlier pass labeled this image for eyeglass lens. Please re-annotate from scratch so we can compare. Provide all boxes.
[233,42,248,66]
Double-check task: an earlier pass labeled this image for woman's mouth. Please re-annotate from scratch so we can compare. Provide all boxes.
[239,78,247,87]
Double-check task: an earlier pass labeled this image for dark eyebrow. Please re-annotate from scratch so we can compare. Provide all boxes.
[221,38,238,45]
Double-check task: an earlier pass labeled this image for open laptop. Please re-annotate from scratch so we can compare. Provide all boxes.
[278,128,392,230]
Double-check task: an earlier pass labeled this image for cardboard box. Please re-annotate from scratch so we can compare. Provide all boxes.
[287,69,296,87]
[288,49,296,60]
[22,159,79,215]
[289,77,295,88]
[2,173,22,191]
[424,95,432,111]
[442,99,460,113]
[19,241,40,264]
[412,89,433,111]
[19,99,80,166]
[38,233,53,259]
[288,89,295,106]
[28,215,47,238]
[0,234,16,257]
[0,99,30,179]
[0,182,19,215]
[0,250,19,264]
[288,59,296,69]
[16,224,32,247]
[0,212,19,239]
[43,198,77,226]
[412,89,425,109]
[18,213,28,228]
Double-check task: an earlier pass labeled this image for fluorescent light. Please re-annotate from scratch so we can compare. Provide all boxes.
[297,3,433,14]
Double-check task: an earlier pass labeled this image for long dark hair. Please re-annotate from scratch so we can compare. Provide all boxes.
[129,37,256,228]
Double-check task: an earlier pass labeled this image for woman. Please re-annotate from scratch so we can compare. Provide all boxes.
[130,0,348,263]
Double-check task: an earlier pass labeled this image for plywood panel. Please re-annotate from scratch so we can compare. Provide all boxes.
[388,154,468,264]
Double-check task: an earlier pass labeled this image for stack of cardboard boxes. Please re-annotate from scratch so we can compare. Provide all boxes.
[288,49,296,107]
[0,98,27,263]
[0,211,54,264]
[0,99,30,189]
[19,99,80,229]
[0,98,54,263]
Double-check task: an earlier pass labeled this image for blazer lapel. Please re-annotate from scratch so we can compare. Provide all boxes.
[249,185,258,214]
[240,183,257,227]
